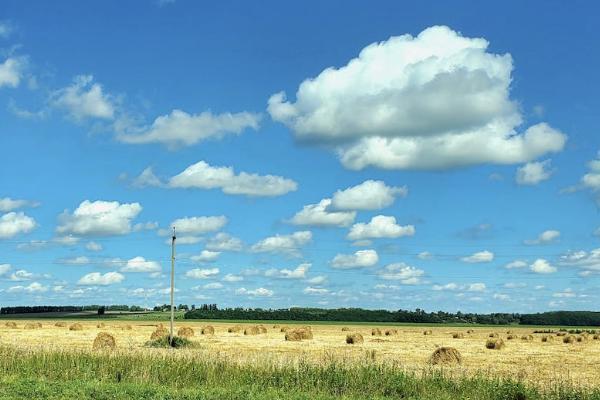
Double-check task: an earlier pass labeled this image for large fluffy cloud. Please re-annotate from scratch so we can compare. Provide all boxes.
[268,26,566,170]
[160,161,297,197]
[331,180,407,210]
[117,109,261,148]
[347,215,414,240]
[289,198,356,227]
[50,75,115,120]
[331,249,378,269]
[56,200,142,237]
[0,212,37,239]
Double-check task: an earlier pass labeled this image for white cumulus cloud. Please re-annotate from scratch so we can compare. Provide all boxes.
[461,250,494,263]
[117,109,261,148]
[78,271,124,286]
[236,287,273,297]
[265,263,310,279]
[331,249,378,269]
[377,263,424,284]
[530,259,557,274]
[0,57,25,88]
[121,256,161,273]
[516,160,553,185]
[268,25,566,170]
[289,198,355,227]
[164,160,297,197]
[0,212,37,239]
[56,200,142,237]
[186,267,219,279]
[50,75,115,120]
[524,230,560,245]
[251,231,312,255]
[347,215,415,240]
[331,180,407,210]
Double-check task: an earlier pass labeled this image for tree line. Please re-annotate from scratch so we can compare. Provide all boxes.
[184,306,600,326]
[0,305,145,314]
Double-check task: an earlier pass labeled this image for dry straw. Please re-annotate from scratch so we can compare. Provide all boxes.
[55,322,66,328]
[521,335,534,341]
[150,326,169,340]
[486,338,505,350]
[371,328,382,336]
[96,322,106,328]
[489,333,499,338]
[563,335,576,344]
[201,326,215,335]
[24,322,42,329]
[92,332,116,351]
[341,327,351,332]
[423,330,433,335]
[69,323,84,331]
[542,335,554,342]
[177,327,194,337]
[244,326,262,335]
[228,325,243,333]
[5,322,17,329]
[346,333,364,344]
[429,347,462,365]
[452,332,464,339]
[285,328,313,341]
[506,334,518,340]
[385,329,398,336]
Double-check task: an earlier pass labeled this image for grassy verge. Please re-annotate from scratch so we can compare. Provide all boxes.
[0,346,598,399]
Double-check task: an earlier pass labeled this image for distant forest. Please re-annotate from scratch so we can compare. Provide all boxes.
[185,306,600,327]
[2,305,600,326]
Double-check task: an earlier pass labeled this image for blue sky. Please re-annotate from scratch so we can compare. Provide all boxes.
[1,1,599,312]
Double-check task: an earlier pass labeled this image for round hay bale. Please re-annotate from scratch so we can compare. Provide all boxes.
[151,326,169,340]
[506,330,514,334]
[371,328,383,336]
[341,327,351,332]
[556,332,567,336]
[244,326,261,335]
[593,334,600,340]
[521,334,534,341]
[177,327,194,337]
[280,326,289,332]
[201,325,215,335]
[123,324,133,330]
[385,329,398,336]
[541,335,554,342]
[5,322,17,329]
[258,325,268,334]
[452,332,464,339]
[563,335,576,344]
[576,335,587,342]
[24,323,38,329]
[92,332,116,351]
[485,338,505,350]
[69,323,84,331]
[96,322,106,328]
[466,329,475,334]
[488,333,499,338]
[429,347,462,365]
[423,330,433,335]
[285,330,303,341]
[507,334,518,340]
[272,324,280,329]
[346,333,364,344]
[54,322,67,328]
[228,325,243,333]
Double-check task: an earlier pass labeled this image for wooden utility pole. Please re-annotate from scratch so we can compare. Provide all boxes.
[169,226,176,344]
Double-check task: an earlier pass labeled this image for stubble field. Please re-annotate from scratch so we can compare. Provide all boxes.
[1,319,600,399]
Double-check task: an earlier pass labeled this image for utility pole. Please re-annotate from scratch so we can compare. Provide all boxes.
[170,226,176,344]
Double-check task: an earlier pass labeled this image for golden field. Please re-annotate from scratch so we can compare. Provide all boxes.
[1,320,599,389]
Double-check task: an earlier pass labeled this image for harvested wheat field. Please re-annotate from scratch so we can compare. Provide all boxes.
[0,320,599,390]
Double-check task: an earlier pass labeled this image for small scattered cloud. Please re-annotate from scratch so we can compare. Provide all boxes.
[461,250,494,263]
[331,249,378,269]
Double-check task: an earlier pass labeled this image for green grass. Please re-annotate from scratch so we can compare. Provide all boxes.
[0,346,598,399]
